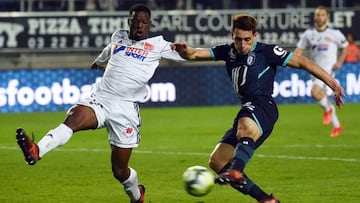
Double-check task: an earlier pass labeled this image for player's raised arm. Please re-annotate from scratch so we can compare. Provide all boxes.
[287,54,345,108]
[172,42,212,60]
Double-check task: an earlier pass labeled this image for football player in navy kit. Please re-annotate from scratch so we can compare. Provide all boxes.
[172,13,344,203]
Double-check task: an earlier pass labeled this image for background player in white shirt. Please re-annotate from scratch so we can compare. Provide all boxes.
[16,4,184,203]
[294,5,348,137]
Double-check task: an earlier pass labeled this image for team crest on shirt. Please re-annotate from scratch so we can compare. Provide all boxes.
[325,36,333,42]
[247,52,256,65]
[143,41,154,51]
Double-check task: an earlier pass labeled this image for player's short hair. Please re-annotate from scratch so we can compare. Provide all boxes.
[129,4,151,18]
[232,14,257,33]
[315,5,329,15]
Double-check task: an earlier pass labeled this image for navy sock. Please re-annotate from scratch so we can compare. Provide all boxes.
[231,137,255,171]
[228,171,271,200]
[230,172,254,194]
[218,163,231,174]
[248,184,272,201]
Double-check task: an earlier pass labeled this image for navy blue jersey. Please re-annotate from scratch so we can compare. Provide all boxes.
[210,41,293,101]
[212,41,294,148]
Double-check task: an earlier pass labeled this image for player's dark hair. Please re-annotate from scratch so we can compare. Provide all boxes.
[129,4,151,18]
[232,14,257,33]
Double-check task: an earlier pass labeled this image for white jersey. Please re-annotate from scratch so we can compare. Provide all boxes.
[92,30,185,102]
[296,27,348,70]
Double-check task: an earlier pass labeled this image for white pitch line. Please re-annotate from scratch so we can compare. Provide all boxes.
[133,150,360,162]
[1,145,359,162]
[255,154,359,162]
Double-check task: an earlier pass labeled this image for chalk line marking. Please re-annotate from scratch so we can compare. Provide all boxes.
[1,145,359,162]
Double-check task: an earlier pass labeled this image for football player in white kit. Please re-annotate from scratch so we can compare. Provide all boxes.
[16,4,184,203]
[294,5,348,137]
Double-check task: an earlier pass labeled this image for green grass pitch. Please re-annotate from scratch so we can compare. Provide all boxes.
[1,103,359,203]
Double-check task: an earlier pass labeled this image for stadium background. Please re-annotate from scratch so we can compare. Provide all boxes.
[0,0,359,113]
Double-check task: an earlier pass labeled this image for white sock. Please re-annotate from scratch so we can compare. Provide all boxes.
[122,167,140,202]
[318,96,331,111]
[331,105,340,128]
[37,123,73,157]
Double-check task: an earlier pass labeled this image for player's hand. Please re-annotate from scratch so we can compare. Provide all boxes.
[333,84,345,109]
[333,62,342,71]
[91,62,99,69]
[91,63,106,71]
[171,42,188,53]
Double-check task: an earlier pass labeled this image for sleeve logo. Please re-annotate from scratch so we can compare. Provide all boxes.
[273,46,286,56]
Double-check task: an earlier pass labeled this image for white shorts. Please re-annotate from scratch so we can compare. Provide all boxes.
[71,95,142,148]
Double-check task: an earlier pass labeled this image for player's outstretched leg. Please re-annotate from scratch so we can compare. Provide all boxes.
[215,168,280,203]
[16,128,40,165]
[216,137,253,187]
[213,137,280,203]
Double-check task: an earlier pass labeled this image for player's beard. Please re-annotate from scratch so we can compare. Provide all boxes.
[315,18,328,30]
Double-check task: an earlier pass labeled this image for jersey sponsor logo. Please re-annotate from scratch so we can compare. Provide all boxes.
[113,45,126,55]
[273,45,287,57]
[316,44,329,51]
[247,52,256,65]
[112,44,149,61]
[125,47,149,61]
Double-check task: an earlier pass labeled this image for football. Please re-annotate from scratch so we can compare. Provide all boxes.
[182,165,215,197]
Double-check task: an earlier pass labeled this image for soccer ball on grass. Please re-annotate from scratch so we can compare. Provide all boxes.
[182,165,215,197]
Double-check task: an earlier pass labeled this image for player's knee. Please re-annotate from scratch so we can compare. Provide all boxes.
[208,158,217,172]
[64,105,98,131]
[236,133,258,143]
[112,166,129,182]
[208,155,224,173]
[311,85,325,99]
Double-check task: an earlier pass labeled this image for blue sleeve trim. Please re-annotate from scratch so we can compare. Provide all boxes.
[209,48,216,60]
[283,52,294,66]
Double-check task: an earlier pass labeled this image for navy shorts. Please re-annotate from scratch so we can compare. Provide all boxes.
[220,96,279,149]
